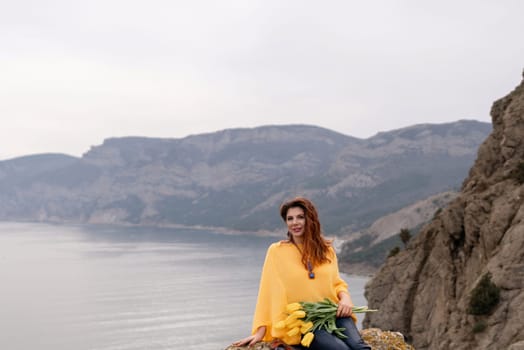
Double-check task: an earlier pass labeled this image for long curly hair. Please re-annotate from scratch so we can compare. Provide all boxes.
[279,197,332,268]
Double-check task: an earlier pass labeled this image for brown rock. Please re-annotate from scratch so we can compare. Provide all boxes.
[224,328,414,349]
[225,343,272,350]
[361,328,415,350]
[363,72,524,350]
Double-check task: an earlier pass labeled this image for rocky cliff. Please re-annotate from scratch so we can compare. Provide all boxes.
[363,73,524,349]
[0,122,489,235]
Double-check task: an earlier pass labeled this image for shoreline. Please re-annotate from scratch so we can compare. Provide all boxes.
[0,218,283,237]
[339,262,377,278]
[0,219,377,278]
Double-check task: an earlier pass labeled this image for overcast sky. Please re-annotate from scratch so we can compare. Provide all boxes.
[1,0,523,160]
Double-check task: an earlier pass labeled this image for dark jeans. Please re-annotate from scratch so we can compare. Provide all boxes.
[292,317,371,350]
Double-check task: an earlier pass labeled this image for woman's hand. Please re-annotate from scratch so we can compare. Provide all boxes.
[232,326,266,347]
[337,292,354,318]
[232,335,260,347]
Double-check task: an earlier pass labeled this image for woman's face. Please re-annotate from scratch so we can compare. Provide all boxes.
[286,206,305,243]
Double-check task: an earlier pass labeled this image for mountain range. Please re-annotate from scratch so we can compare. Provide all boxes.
[0,120,490,235]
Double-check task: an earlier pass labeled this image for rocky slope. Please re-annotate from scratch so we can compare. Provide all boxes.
[363,73,524,349]
[338,191,458,273]
[361,191,458,244]
[0,121,489,234]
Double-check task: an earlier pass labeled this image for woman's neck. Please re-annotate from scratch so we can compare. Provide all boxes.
[292,236,303,244]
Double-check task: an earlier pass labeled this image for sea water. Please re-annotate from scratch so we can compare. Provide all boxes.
[0,222,369,350]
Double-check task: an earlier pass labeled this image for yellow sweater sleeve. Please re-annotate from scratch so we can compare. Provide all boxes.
[251,243,286,341]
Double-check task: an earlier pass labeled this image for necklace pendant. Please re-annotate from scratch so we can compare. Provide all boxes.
[307,261,314,279]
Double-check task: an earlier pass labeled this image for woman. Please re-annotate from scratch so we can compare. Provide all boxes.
[233,197,370,350]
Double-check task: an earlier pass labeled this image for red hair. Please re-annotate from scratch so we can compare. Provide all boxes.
[279,197,332,267]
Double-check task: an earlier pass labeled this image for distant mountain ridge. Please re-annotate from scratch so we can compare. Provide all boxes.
[0,120,491,234]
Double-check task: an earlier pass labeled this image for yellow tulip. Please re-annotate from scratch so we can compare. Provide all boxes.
[301,332,315,347]
[291,310,306,318]
[286,327,300,337]
[274,320,286,330]
[283,333,301,346]
[286,303,302,313]
[287,319,304,329]
[284,314,298,326]
[300,321,314,334]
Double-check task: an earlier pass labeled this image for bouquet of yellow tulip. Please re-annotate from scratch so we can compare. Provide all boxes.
[274,298,377,347]
[274,302,315,347]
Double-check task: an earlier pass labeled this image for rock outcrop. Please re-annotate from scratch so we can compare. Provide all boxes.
[363,72,524,349]
[224,328,414,350]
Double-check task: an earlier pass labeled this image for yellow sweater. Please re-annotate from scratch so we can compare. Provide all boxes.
[252,240,354,343]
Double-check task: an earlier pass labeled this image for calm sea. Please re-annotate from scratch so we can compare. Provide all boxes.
[0,222,369,350]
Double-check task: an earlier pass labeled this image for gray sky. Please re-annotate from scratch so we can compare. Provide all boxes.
[1,0,523,160]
